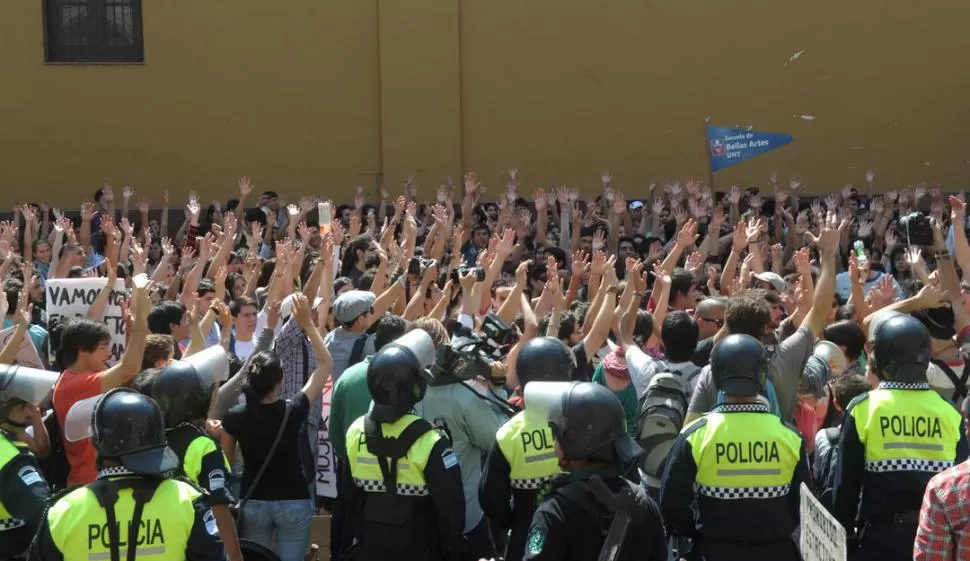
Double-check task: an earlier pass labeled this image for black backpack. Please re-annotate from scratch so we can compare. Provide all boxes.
[36,407,70,491]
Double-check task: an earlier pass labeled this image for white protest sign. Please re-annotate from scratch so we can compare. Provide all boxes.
[46,278,127,365]
[316,379,337,498]
[0,325,44,368]
[799,482,847,561]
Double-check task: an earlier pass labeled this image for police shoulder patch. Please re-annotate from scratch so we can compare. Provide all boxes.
[441,448,458,470]
[527,526,546,555]
[208,468,226,491]
[203,508,218,536]
[17,466,43,487]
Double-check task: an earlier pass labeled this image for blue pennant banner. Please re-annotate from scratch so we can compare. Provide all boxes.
[707,125,793,172]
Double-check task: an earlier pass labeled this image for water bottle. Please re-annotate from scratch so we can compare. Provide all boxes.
[853,240,867,265]
[318,202,332,235]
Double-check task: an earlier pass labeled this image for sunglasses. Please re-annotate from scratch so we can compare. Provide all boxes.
[699,317,724,327]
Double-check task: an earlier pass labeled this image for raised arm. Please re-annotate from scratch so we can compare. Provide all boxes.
[100,285,150,392]
[293,294,333,403]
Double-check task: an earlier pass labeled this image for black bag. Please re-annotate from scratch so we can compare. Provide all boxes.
[231,400,292,527]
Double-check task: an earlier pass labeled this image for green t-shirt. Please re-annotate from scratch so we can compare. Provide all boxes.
[329,356,374,460]
[592,364,638,437]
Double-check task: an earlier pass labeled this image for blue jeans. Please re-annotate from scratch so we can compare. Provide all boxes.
[242,499,315,561]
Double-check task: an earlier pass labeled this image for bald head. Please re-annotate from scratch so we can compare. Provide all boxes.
[695,297,727,339]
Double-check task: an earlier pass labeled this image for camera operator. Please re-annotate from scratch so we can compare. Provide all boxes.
[415,269,517,561]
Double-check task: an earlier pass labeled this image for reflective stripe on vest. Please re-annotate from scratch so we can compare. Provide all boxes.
[496,410,564,490]
[346,414,442,496]
[686,403,802,500]
[0,435,25,530]
[850,383,961,474]
[46,477,200,561]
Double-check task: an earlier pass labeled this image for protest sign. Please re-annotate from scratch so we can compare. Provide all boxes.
[707,124,793,172]
[0,325,43,368]
[316,379,337,499]
[46,278,127,365]
[799,482,846,561]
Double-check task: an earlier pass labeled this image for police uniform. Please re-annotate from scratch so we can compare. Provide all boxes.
[661,403,808,561]
[479,337,573,561]
[344,413,465,561]
[0,364,59,559]
[832,381,968,560]
[522,382,667,561]
[165,425,233,506]
[34,387,226,561]
[661,333,808,561]
[0,431,50,559]
[30,467,226,561]
[832,313,970,561]
[342,330,466,561]
[480,409,565,561]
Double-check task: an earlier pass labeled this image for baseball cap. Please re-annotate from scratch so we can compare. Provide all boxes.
[280,293,324,320]
[753,272,787,292]
[333,290,376,324]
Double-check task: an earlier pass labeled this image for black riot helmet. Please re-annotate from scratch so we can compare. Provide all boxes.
[525,381,643,467]
[64,388,178,475]
[151,347,230,427]
[0,365,58,424]
[367,330,437,423]
[711,334,768,397]
[516,337,576,386]
[871,314,931,382]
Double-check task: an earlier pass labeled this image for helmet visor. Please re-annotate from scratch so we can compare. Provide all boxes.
[183,346,230,387]
[2,365,58,407]
[63,393,104,443]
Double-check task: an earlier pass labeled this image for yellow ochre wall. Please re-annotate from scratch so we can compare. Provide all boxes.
[2,0,969,208]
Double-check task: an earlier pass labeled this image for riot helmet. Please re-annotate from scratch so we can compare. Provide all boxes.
[367,330,437,423]
[516,337,576,386]
[525,381,643,467]
[711,334,768,396]
[0,365,58,425]
[151,346,230,427]
[871,314,931,382]
[64,388,178,475]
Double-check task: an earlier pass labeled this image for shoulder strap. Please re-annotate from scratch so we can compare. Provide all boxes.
[363,415,434,494]
[348,335,368,368]
[238,400,291,507]
[301,339,310,385]
[89,477,164,561]
[932,359,970,402]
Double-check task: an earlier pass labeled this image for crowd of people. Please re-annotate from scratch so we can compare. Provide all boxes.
[1,169,970,561]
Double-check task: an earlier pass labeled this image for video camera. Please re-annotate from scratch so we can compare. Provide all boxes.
[898,211,934,247]
[433,313,517,383]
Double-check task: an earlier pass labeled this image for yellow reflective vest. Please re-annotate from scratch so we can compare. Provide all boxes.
[346,414,444,495]
[496,410,564,490]
[45,476,203,561]
[849,384,962,473]
[686,403,802,499]
[0,435,25,530]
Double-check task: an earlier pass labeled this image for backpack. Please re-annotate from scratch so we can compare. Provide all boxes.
[636,363,701,480]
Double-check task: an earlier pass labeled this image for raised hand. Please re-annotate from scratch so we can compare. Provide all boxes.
[794,247,812,276]
[676,219,700,248]
[592,228,606,251]
[571,249,590,277]
[652,198,665,216]
[747,194,764,210]
[824,195,838,211]
[728,185,741,205]
[865,170,875,184]
[601,170,612,188]
[534,188,547,211]
[122,185,134,200]
[857,219,874,238]
[464,171,479,196]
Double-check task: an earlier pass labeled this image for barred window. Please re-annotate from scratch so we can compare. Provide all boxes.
[44,0,144,63]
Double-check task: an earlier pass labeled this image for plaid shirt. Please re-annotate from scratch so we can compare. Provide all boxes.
[273,316,322,427]
[915,460,970,561]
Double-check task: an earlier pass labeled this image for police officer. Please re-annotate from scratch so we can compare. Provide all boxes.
[479,337,574,561]
[660,334,808,561]
[342,330,466,561]
[520,381,667,561]
[139,346,242,561]
[833,313,969,561]
[0,366,57,559]
[31,388,226,561]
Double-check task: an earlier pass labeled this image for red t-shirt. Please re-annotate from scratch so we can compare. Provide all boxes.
[53,370,103,487]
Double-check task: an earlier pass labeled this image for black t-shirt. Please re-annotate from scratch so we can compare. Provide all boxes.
[691,337,714,368]
[223,392,311,501]
[571,344,595,382]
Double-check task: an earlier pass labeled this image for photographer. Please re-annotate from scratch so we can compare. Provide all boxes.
[415,269,516,561]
